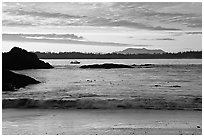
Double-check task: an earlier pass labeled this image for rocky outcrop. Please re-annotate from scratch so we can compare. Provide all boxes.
[3,47,53,70]
[2,69,40,91]
[2,47,53,91]
[80,63,133,69]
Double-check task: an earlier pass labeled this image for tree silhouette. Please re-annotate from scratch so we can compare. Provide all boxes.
[33,51,202,59]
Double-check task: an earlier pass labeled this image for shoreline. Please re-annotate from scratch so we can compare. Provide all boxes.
[2,97,202,111]
[2,108,202,135]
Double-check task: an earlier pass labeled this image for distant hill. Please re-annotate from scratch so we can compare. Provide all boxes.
[116,48,165,54]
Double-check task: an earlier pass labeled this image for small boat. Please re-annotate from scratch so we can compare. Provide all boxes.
[70,60,80,64]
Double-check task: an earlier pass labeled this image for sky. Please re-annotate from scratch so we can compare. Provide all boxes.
[2,2,202,53]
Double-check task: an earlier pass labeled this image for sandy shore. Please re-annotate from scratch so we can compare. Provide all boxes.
[2,109,202,135]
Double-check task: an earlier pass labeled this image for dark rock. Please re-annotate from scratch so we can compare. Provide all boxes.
[154,84,161,87]
[197,125,201,129]
[170,85,181,88]
[3,47,53,70]
[132,64,154,68]
[140,64,154,67]
[80,63,133,69]
[193,97,202,103]
[2,69,40,91]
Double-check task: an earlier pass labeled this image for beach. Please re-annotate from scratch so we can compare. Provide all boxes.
[2,109,202,135]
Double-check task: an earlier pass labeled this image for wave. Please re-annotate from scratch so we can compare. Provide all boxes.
[2,96,201,110]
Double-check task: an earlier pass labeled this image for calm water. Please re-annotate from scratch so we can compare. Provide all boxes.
[3,59,202,110]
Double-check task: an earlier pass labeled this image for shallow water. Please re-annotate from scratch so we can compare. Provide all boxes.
[3,59,202,110]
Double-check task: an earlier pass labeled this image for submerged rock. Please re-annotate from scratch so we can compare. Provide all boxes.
[3,47,53,70]
[154,84,161,87]
[2,69,40,91]
[80,63,133,69]
[170,85,181,88]
[197,125,201,129]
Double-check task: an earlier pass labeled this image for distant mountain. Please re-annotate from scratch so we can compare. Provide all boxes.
[116,48,165,54]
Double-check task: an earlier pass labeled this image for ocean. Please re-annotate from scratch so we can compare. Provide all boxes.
[3,59,202,110]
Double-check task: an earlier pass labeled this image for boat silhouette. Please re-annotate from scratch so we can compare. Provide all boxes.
[70,60,80,64]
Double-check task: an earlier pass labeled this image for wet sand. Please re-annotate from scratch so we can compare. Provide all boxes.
[2,109,202,135]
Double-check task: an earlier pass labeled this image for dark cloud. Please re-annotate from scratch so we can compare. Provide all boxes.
[152,26,180,31]
[156,38,175,40]
[112,20,181,30]
[4,9,86,19]
[2,19,33,26]
[142,38,175,41]
[186,32,202,35]
[88,19,181,30]
[140,11,198,19]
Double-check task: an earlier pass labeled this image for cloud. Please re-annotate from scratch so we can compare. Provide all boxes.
[3,19,33,26]
[2,33,152,47]
[20,33,84,40]
[109,20,181,30]
[2,2,202,30]
[3,15,181,31]
[111,2,201,29]
[5,9,86,19]
[168,31,202,36]
[88,19,181,30]
[142,38,175,41]
[156,38,174,40]
[186,32,202,35]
